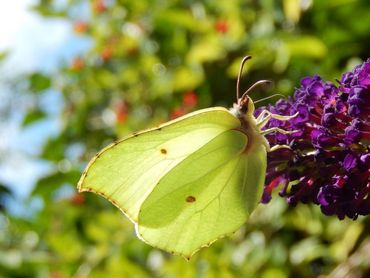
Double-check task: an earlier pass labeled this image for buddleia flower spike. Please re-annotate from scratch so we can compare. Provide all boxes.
[259,59,370,220]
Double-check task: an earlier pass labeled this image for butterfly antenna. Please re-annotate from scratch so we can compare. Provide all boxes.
[254,93,286,104]
[240,80,272,101]
[236,55,252,100]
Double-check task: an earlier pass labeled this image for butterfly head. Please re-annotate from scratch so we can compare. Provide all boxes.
[231,95,255,118]
[233,55,270,118]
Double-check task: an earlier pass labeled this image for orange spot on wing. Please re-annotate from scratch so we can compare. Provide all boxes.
[186,196,196,203]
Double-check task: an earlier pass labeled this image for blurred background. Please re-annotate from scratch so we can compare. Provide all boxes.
[0,0,369,277]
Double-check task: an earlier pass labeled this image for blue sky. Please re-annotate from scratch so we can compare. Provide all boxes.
[0,0,91,202]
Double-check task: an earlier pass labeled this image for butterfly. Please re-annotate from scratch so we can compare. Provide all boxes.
[77,56,297,259]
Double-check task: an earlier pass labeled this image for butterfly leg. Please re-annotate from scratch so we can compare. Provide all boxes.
[255,110,270,123]
[269,144,291,152]
[256,110,299,129]
[256,110,299,152]
[261,126,299,152]
[260,127,299,136]
[261,127,299,151]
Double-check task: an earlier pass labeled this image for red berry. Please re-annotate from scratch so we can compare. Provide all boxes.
[71,57,84,71]
[115,101,128,124]
[70,194,85,205]
[215,20,228,33]
[182,91,198,108]
[170,107,186,119]
[101,48,112,62]
[73,21,88,34]
[49,272,63,278]
[93,0,106,14]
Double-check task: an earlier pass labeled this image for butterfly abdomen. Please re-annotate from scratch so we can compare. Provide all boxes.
[229,114,269,156]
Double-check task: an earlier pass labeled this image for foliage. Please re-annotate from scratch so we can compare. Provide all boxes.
[1,0,369,276]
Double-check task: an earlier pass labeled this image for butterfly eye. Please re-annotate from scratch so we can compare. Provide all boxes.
[239,98,249,114]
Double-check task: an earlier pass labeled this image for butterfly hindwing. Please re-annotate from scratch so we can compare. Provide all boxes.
[137,129,266,257]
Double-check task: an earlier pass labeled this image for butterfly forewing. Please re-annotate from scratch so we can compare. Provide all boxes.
[77,108,241,223]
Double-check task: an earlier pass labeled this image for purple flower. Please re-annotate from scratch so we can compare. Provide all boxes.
[258,59,370,220]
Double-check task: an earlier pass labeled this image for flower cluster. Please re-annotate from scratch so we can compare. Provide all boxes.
[258,59,370,220]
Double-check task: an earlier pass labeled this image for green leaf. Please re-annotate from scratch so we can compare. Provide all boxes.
[187,37,225,63]
[283,0,301,23]
[286,36,327,58]
[33,170,81,198]
[29,73,51,92]
[22,109,47,126]
[172,66,203,92]
[47,231,83,261]
[155,9,198,30]
[0,51,8,62]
